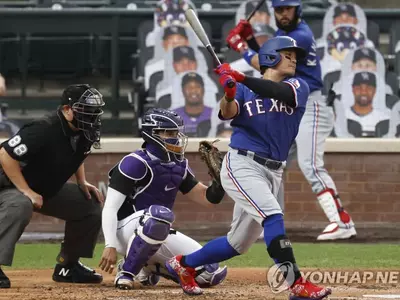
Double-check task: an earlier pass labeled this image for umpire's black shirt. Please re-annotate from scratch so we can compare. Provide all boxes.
[0,109,93,198]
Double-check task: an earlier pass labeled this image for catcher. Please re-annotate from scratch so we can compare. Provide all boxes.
[99,107,227,289]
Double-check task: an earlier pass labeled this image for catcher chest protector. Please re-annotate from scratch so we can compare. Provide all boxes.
[128,150,187,211]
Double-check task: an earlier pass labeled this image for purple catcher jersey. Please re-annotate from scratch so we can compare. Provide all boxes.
[174,106,213,136]
[224,78,309,161]
[108,150,189,219]
[275,20,323,93]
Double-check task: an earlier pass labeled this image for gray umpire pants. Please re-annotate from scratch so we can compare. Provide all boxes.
[0,182,102,266]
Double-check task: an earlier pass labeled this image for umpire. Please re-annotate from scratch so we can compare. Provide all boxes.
[0,84,105,288]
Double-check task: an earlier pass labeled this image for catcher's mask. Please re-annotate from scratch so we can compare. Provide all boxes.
[61,84,105,149]
[141,108,188,161]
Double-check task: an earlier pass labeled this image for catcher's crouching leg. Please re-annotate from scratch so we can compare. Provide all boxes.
[147,262,227,288]
[115,205,174,290]
[195,263,228,288]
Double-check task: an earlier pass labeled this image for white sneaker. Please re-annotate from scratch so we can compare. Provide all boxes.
[136,268,160,286]
[114,271,135,290]
[317,222,357,241]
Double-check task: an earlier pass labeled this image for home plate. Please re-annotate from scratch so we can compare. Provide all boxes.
[363,295,400,299]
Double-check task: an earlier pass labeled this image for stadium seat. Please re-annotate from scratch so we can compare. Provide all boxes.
[389,20,400,55]
[0,0,38,8]
[389,21,400,78]
[22,33,93,88]
[386,93,400,109]
[347,118,389,138]
[386,71,399,96]
[221,19,242,63]
[0,34,22,79]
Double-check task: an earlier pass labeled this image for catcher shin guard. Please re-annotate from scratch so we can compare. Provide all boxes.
[195,263,228,288]
[317,189,356,241]
[117,205,174,289]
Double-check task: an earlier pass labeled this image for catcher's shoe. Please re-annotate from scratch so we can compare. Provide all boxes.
[0,267,10,288]
[136,269,161,286]
[165,255,203,296]
[317,221,357,241]
[289,277,332,299]
[52,262,103,284]
[115,271,135,290]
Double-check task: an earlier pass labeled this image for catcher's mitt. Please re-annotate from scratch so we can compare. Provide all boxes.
[199,139,224,186]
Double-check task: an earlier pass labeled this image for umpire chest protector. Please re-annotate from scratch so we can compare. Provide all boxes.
[0,110,93,198]
[119,150,187,215]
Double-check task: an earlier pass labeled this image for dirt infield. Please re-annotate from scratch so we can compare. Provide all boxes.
[1,268,400,300]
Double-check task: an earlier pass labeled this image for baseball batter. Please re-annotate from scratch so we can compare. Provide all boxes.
[226,0,356,241]
[98,108,227,290]
[165,36,332,299]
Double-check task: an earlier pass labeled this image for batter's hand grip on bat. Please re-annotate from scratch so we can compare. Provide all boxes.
[227,80,235,88]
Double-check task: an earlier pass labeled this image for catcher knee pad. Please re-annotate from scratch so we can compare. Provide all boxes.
[122,205,174,275]
[195,263,228,288]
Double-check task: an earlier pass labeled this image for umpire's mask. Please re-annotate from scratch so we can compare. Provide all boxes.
[62,84,105,149]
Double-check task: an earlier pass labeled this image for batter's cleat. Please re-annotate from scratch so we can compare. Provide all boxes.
[317,222,357,241]
[289,277,332,299]
[114,271,135,290]
[0,267,10,288]
[165,255,203,296]
[52,261,103,284]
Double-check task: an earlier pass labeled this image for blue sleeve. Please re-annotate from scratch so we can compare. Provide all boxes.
[283,78,310,108]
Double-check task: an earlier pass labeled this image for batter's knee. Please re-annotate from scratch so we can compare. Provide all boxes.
[226,233,250,255]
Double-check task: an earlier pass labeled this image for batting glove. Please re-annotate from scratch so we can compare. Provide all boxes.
[218,74,236,101]
[236,19,254,40]
[214,63,232,75]
[215,63,246,83]
[226,31,247,52]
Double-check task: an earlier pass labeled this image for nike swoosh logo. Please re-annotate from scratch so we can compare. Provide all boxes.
[165,185,175,191]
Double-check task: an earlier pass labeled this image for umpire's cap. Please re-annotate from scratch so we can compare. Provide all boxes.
[258,36,306,68]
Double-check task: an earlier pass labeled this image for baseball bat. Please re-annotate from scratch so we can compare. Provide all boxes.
[246,0,266,22]
[225,0,266,50]
[184,9,235,88]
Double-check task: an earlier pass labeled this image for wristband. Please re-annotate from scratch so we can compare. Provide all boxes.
[225,96,234,103]
[206,180,225,204]
[243,49,257,66]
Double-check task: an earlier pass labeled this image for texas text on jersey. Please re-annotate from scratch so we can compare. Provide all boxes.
[223,76,309,162]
